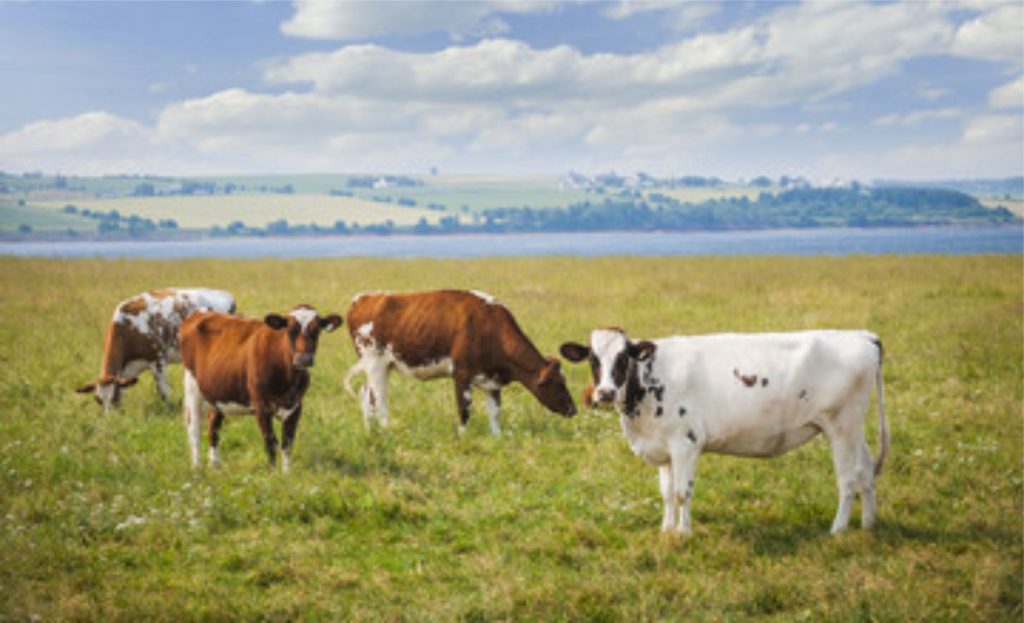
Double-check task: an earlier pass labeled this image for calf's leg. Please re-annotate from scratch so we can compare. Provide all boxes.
[658,464,677,532]
[280,405,302,473]
[361,358,390,429]
[254,404,279,468]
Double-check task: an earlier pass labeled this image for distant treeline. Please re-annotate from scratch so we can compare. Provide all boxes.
[199,186,1016,238]
[464,186,1016,233]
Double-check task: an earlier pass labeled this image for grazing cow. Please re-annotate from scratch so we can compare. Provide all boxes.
[344,289,577,434]
[179,305,343,471]
[76,288,236,412]
[561,328,888,535]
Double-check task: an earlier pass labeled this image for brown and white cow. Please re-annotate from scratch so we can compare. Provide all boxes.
[179,305,342,471]
[76,288,236,412]
[343,289,576,434]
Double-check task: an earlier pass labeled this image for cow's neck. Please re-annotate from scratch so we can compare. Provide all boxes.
[100,326,126,377]
[501,325,549,389]
[616,358,650,419]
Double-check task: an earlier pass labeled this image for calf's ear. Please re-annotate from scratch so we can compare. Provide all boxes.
[538,357,562,386]
[116,377,138,388]
[264,313,288,330]
[559,342,590,362]
[76,381,97,394]
[320,314,343,333]
[628,340,656,361]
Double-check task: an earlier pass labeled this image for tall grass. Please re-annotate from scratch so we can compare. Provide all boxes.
[0,256,1020,621]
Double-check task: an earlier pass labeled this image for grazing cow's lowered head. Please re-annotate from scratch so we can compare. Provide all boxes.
[76,376,138,411]
[266,305,344,370]
[530,357,577,418]
[560,328,656,406]
[76,288,236,413]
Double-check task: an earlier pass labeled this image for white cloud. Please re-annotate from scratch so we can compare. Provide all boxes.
[873,108,961,127]
[952,3,1024,66]
[1,1,1020,178]
[280,0,557,40]
[989,75,1023,109]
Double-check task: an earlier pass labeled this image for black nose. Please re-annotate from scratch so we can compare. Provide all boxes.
[564,403,577,418]
[293,353,314,368]
[596,388,615,402]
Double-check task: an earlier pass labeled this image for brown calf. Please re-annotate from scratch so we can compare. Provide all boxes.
[76,288,236,412]
[180,305,342,471]
[343,289,576,434]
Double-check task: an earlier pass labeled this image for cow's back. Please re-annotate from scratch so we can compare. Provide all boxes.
[180,312,263,374]
[348,290,502,365]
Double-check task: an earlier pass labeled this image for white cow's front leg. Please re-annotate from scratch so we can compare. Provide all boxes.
[670,440,702,536]
[658,464,677,532]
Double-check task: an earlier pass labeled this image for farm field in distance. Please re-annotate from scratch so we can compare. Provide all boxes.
[0,255,1020,621]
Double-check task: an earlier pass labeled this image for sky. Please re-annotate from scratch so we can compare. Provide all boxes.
[0,1,1020,181]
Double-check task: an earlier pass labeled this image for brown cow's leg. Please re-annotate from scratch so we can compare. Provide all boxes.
[254,404,278,468]
[207,407,225,468]
[280,405,302,473]
[454,373,472,435]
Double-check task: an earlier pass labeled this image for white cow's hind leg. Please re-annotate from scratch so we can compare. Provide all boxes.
[824,426,861,534]
[182,370,203,468]
[857,441,877,529]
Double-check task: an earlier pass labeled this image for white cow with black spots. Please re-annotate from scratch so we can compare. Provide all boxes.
[561,328,888,535]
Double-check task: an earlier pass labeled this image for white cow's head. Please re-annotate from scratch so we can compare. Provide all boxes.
[560,328,655,406]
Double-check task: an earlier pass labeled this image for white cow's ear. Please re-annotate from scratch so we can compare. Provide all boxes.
[629,340,656,361]
[560,342,590,362]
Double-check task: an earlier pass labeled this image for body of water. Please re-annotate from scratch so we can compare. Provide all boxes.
[0,226,1020,259]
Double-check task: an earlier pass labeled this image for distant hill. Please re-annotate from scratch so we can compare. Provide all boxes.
[874,177,1023,200]
[0,172,1019,240]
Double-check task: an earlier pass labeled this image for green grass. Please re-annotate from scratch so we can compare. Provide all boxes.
[0,256,1020,621]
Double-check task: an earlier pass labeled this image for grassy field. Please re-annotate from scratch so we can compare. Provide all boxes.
[0,255,1020,621]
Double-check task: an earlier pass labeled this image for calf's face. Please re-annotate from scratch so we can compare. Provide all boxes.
[264,306,343,370]
[560,329,655,406]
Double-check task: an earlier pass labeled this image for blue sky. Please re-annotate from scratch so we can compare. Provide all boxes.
[0,1,1020,181]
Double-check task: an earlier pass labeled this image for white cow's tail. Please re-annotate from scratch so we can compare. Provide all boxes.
[343,360,365,399]
[872,337,889,476]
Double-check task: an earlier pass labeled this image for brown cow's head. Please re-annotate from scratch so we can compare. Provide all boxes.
[264,305,343,370]
[76,376,139,413]
[560,328,656,406]
[531,357,577,417]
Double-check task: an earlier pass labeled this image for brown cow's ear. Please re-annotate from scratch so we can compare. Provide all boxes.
[264,314,288,330]
[538,358,562,386]
[116,377,138,388]
[320,314,343,333]
[559,342,590,362]
[629,340,656,361]
[76,381,97,394]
